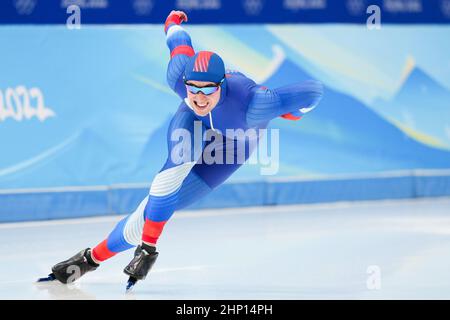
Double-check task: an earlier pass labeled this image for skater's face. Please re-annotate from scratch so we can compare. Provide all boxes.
[185,80,222,116]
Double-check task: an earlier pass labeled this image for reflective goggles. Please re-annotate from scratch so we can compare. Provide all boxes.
[184,79,224,96]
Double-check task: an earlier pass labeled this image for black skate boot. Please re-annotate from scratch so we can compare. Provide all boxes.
[123,244,158,291]
[47,248,99,284]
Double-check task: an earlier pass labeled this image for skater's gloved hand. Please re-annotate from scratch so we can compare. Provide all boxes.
[281,104,318,121]
[166,10,188,26]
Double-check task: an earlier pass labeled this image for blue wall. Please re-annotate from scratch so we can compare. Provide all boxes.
[1,23,450,221]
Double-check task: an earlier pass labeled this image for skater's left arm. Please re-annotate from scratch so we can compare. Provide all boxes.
[165,10,195,98]
[246,80,324,127]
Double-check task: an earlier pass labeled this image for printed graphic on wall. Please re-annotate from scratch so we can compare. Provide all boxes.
[1,25,449,188]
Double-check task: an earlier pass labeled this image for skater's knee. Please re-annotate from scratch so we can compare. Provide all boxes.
[150,162,196,197]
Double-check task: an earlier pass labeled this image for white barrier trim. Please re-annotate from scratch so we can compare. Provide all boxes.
[1,196,450,229]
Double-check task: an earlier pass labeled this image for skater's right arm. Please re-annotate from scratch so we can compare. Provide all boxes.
[165,10,195,98]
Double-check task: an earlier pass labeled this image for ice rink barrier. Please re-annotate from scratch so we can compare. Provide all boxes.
[1,170,450,222]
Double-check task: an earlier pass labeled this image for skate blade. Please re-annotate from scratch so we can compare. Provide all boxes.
[125,276,137,293]
[37,273,56,283]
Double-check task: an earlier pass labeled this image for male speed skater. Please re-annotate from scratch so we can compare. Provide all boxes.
[38,10,323,291]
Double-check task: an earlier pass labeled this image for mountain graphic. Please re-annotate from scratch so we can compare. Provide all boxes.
[0,128,126,189]
[263,58,450,175]
[373,62,450,149]
[3,57,450,189]
[133,115,172,181]
[137,57,450,178]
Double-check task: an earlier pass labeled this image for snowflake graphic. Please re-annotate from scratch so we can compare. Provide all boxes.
[133,0,154,16]
[441,0,450,18]
[346,0,366,16]
[14,0,37,15]
[243,0,264,16]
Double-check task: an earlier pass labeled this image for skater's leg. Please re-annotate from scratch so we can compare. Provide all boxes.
[124,134,257,285]
[123,108,205,284]
[44,199,149,283]
[141,135,258,244]
[89,172,204,263]
[123,171,212,285]
[140,107,205,247]
[92,105,203,262]
[140,161,198,246]
[141,169,212,245]
[91,196,148,263]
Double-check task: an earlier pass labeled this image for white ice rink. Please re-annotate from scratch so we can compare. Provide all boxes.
[1,197,450,300]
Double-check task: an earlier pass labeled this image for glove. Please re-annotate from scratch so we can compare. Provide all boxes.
[281,105,317,121]
[165,10,188,32]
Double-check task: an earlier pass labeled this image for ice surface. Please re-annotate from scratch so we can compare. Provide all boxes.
[1,197,450,299]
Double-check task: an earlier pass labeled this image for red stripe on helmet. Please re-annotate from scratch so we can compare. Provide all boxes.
[200,54,207,72]
[193,51,214,73]
[194,56,201,72]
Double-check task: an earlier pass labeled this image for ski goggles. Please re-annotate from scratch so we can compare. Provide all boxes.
[184,79,224,96]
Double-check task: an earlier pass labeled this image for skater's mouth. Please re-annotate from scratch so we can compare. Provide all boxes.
[193,100,209,110]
